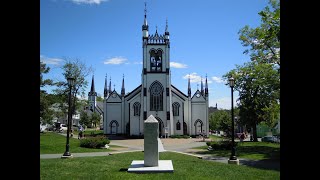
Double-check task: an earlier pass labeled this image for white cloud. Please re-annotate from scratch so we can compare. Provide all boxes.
[70,0,109,5]
[103,57,127,65]
[211,76,225,84]
[170,62,188,68]
[183,73,211,83]
[40,55,63,65]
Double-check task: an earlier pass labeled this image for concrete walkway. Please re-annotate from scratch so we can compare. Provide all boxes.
[40,134,279,171]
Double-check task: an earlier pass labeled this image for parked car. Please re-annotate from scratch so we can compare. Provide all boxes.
[261,136,279,143]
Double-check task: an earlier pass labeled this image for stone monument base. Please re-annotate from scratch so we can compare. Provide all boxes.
[127,160,174,173]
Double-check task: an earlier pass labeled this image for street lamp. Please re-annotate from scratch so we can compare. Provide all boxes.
[228,77,239,165]
[62,77,75,158]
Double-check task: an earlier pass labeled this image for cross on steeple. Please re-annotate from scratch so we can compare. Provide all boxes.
[114,84,116,91]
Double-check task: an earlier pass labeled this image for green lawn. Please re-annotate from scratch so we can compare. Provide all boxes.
[192,141,280,161]
[209,134,225,141]
[40,151,279,180]
[40,132,122,154]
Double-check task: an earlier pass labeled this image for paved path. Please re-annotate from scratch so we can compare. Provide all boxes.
[40,134,279,171]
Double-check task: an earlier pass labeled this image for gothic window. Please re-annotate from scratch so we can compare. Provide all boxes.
[150,49,162,72]
[133,102,141,116]
[176,121,181,130]
[150,81,163,111]
[172,102,180,116]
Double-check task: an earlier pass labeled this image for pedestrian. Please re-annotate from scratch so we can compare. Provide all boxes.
[240,133,245,142]
[78,125,83,139]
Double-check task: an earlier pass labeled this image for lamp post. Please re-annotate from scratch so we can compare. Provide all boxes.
[228,77,239,165]
[62,77,75,158]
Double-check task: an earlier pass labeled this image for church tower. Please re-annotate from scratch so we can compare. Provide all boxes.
[88,75,97,112]
[141,2,173,135]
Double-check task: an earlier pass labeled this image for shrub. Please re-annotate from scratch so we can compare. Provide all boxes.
[80,136,110,148]
[169,135,190,139]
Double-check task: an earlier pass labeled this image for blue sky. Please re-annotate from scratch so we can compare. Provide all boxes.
[40,0,269,109]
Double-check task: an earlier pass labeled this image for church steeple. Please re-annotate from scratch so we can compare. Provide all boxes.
[164,18,170,40]
[108,77,112,94]
[142,2,149,39]
[201,77,204,95]
[90,75,95,93]
[205,74,208,97]
[188,74,191,97]
[121,74,125,97]
[104,74,108,98]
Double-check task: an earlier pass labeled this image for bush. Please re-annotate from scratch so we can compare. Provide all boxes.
[169,135,190,139]
[206,140,238,150]
[80,136,110,148]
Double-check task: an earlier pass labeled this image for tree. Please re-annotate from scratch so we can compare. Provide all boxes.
[238,0,280,68]
[80,111,90,127]
[40,61,54,125]
[96,95,104,102]
[54,58,93,117]
[224,62,280,141]
[90,112,101,128]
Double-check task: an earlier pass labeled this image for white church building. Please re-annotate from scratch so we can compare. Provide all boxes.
[88,6,209,137]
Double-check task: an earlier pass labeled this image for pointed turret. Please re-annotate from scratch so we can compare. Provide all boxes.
[205,74,208,97]
[104,74,108,98]
[90,75,95,92]
[142,2,149,39]
[201,77,204,95]
[164,18,170,39]
[188,74,191,97]
[121,74,125,97]
[108,77,112,94]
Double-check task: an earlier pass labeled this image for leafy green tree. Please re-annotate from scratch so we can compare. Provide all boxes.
[80,111,90,127]
[40,61,54,125]
[224,62,280,141]
[90,112,101,128]
[96,95,104,102]
[238,0,280,68]
[54,58,93,117]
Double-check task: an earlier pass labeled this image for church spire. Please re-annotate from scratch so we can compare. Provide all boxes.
[201,76,204,95]
[104,73,108,97]
[205,74,208,97]
[188,74,191,97]
[121,74,125,96]
[142,2,149,39]
[108,77,112,94]
[164,18,170,42]
[90,75,95,93]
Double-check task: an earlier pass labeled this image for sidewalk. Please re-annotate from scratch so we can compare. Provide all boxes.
[41,133,279,171]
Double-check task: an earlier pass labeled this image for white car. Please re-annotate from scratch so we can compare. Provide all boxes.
[59,124,68,132]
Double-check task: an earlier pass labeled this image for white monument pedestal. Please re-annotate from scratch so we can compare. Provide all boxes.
[127,160,174,173]
[128,115,174,173]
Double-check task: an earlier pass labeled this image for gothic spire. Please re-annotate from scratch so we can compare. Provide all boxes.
[104,74,108,97]
[121,74,125,96]
[108,77,112,94]
[201,76,204,95]
[188,74,191,97]
[165,18,169,35]
[205,74,208,96]
[90,75,95,93]
[142,2,148,30]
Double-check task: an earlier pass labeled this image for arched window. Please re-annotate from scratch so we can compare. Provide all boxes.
[176,121,181,130]
[150,81,163,111]
[150,49,162,72]
[172,102,180,116]
[133,102,141,116]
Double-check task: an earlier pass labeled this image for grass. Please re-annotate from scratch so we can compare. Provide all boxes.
[40,151,279,180]
[208,134,225,141]
[192,141,280,161]
[40,132,123,154]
